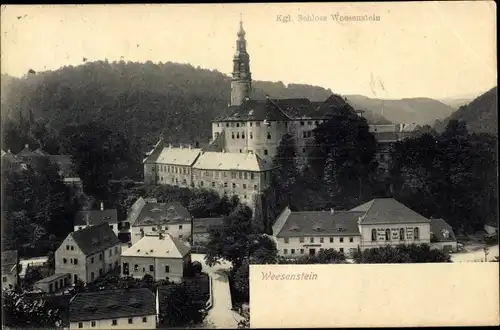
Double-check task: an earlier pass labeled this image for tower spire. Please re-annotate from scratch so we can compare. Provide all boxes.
[231,16,252,106]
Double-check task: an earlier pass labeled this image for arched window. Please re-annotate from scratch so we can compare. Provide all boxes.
[414,227,419,240]
[236,132,240,139]
[231,132,235,139]
[267,132,271,139]
[385,229,391,241]
[242,132,245,139]
[250,132,253,139]
[371,229,377,241]
[399,228,405,241]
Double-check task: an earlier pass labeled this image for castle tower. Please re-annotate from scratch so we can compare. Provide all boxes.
[231,16,252,106]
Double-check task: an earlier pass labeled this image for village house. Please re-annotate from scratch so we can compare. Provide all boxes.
[33,273,71,294]
[69,288,157,329]
[74,203,119,236]
[2,250,18,290]
[128,198,192,245]
[55,223,122,284]
[272,198,432,257]
[121,232,191,283]
[430,218,458,253]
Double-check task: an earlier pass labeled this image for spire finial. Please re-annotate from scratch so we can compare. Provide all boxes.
[238,14,245,37]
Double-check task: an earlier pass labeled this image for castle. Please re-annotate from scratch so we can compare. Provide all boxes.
[143,19,415,207]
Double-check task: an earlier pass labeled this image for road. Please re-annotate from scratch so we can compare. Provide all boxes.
[451,245,499,262]
[191,254,243,329]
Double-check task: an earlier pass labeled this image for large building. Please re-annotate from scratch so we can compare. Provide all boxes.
[143,19,415,206]
[272,198,437,258]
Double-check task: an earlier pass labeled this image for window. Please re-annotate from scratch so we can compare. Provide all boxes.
[109,250,112,257]
[91,257,94,264]
[264,149,268,155]
[329,237,333,243]
[249,122,253,127]
[236,123,240,127]
[340,237,344,243]
[66,245,69,250]
[112,319,117,326]
[91,272,95,281]
[236,132,240,139]
[165,265,170,273]
[244,172,248,180]
[250,132,253,139]
[226,123,229,127]
[253,185,257,190]
[256,122,261,127]
[71,246,74,250]
[300,121,304,126]
[179,225,183,230]
[310,237,314,243]
[99,268,103,275]
[315,121,319,126]
[303,132,307,138]
[284,249,288,255]
[143,317,147,323]
[302,148,306,153]
[267,132,271,139]
[200,181,204,187]
[224,182,228,188]
[91,321,96,327]
[134,264,139,271]
[150,265,154,272]
[128,318,133,324]
[74,259,78,265]
[349,237,354,243]
[385,229,391,241]
[232,183,236,189]
[2,276,6,282]
[400,228,405,240]
[78,322,83,328]
[242,133,245,139]
[243,184,247,189]
[63,258,67,264]
[414,227,420,240]
[320,237,324,243]
[239,172,243,179]
[232,132,235,139]
[115,246,118,254]
[371,229,377,241]
[284,237,289,244]
[291,249,295,254]
[212,182,215,187]
[250,172,255,180]
[109,263,112,270]
[299,237,304,243]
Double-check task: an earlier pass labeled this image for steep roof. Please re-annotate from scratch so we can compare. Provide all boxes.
[133,201,191,227]
[312,94,359,119]
[1,151,22,164]
[74,209,118,226]
[272,98,316,118]
[16,146,39,158]
[69,288,156,322]
[143,138,164,164]
[122,233,191,258]
[151,146,203,166]
[193,151,273,172]
[69,223,120,256]
[274,210,363,238]
[126,197,147,226]
[353,198,430,225]
[216,98,291,122]
[192,217,224,234]
[430,218,457,242]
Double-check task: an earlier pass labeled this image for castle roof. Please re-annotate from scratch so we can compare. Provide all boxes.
[145,143,202,166]
[218,98,291,122]
[193,151,273,172]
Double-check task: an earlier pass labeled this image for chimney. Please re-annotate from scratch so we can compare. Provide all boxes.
[100,202,104,211]
[330,208,335,214]
[85,213,90,227]
[7,149,11,153]
[25,144,29,149]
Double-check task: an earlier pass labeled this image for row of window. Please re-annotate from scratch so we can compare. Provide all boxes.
[216,120,321,128]
[202,170,257,180]
[231,131,273,140]
[155,165,190,175]
[283,247,348,255]
[121,262,169,275]
[77,317,149,328]
[63,257,79,265]
[89,262,118,281]
[302,131,313,138]
[371,228,420,241]
[284,237,355,244]
[200,181,258,190]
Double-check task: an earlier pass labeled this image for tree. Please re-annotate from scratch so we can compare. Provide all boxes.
[158,282,206,327]
[353,244,451,264]
[270,133,299,209]
[22,265,44,289]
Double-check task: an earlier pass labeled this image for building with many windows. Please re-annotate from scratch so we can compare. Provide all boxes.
[55,223,122,284]
[272,198,432,258]
[69,288,157,329]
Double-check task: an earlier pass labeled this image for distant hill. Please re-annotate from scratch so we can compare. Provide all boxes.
[343,94,456,126]
[0,61,391,156]
[438,97,474,109]
[433,86,497,135]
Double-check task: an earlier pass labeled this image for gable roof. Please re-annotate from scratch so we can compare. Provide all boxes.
[192,217,224,234]
[16,146,39,158]
[1,151,21,164]
[34,273,70,284]
[69,288,156,322]
[34,148,50,156]
[354,198,430,225]
[143,138,164,164]
[274,210,363,238]
[133,201,191,227]
[69,223,120,256]
[193,151,273,172]
[146,146,203,166]
[74,209,118,226]
[122,233,191,258]
[430,218,457,242]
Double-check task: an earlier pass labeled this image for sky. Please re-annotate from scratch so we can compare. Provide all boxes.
[1,2,497,100]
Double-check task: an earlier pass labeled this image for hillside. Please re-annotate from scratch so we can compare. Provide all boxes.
[434,86,498,135]
[438,97,474,109]
[344,94,456,125]
[0,61,392,154]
